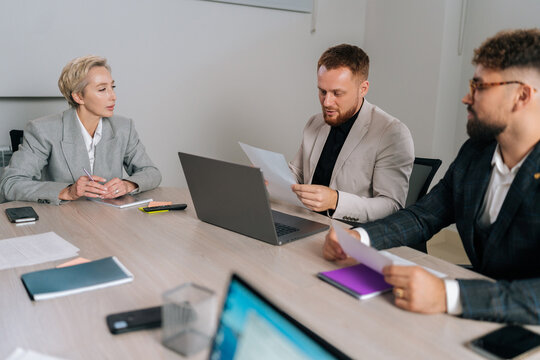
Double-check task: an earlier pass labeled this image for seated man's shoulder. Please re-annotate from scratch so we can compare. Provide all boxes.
[458,138,497,158]
[368,105,412,141]
[305,113,325,127]
[370,105,405,128]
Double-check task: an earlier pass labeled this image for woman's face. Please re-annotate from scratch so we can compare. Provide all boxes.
[75,66,116,118]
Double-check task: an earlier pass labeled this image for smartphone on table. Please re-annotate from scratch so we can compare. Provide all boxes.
[467,325,540,359]
[106,306,162,334]
[5,206,39,223]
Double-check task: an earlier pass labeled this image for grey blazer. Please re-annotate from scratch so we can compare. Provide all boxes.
[289,100,414,222]
[0,108,161,205]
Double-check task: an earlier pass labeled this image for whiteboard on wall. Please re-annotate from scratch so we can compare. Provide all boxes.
[0,0,314,97]
[0,1,132,97]
[200,0,313,13]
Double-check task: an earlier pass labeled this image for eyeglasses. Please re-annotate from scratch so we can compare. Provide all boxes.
[468,79,538,98]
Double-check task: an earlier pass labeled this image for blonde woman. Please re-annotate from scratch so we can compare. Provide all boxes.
[0,56,161,204]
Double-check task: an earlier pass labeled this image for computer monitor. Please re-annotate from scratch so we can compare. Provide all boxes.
[209,274,351,360]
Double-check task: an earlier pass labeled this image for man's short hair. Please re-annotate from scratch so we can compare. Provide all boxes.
[318,44,369,80]
[58,55,111,108]
[473,28,540,72]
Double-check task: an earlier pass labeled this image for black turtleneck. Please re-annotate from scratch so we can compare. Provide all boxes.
[311,106,361,187]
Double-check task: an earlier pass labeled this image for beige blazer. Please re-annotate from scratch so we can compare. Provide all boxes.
[289,100,414,222]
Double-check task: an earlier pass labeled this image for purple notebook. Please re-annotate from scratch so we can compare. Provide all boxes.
[318,263,392,300]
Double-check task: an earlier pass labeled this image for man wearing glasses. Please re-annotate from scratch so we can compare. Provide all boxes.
[323,28,540,324]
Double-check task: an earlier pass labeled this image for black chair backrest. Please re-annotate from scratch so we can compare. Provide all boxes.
[404,157,442,253]
[405,157,442,207]
[9,130,24,152]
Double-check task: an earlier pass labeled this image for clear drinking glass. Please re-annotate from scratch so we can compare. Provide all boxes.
[162,283,216,356]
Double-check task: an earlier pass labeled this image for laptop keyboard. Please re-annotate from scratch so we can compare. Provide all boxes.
[274,222,300,237]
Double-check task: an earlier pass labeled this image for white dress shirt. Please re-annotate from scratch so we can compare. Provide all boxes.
[76,113,102,173]
[355,144,531,314]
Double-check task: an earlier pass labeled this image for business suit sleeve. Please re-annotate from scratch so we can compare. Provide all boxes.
[122,119,161,192]
[361,153,458,249]
[458,278,540,324]
[333,121,414,222]
[0,120,69,205]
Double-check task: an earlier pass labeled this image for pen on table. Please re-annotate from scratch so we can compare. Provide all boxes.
[139,204,188,213]
[83,168,95,182]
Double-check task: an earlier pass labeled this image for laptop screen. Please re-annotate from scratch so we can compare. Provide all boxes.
[209,274,350,360]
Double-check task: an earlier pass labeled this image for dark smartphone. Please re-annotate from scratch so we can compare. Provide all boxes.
[5,206,39,223]
[140,204,187,212]
[106,306,162,334]
[467,325,540,359]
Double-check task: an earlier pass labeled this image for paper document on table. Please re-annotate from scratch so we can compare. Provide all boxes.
[0,232,79,271]
[239,142,304,207]
[6,347,66,360]
[332,221,446,278]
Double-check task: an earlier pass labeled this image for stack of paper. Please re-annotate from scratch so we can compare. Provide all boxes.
[0,232,79,271]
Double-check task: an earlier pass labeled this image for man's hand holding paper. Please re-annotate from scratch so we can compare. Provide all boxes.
[239,142,304,207]
[291,184,338,212]
[326,221,448,314]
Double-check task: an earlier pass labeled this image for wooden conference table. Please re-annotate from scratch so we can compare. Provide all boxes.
[1,187,539,360]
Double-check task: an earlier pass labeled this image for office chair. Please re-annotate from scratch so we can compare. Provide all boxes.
[405,157,442,253]
[405,157,442,207]
[9,130,24,152]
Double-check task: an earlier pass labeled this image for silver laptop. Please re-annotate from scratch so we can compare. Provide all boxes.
[178,152,329,245]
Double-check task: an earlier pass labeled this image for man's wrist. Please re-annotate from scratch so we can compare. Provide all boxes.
[354,227,370,246]
[444,279,462,315]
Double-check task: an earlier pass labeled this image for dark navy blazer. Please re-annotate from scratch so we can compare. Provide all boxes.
[362,139,540,324]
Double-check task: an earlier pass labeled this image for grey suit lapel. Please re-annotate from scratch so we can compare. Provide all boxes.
[329,100,371,185]
[93,118,116,180]
[60,108,91,182]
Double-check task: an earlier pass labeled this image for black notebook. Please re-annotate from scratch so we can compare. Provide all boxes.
[21,256,133,301]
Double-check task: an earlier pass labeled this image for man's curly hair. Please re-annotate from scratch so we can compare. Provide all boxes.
[473,28,540,71]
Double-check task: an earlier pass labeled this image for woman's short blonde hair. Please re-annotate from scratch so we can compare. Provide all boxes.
[58,55,111,107]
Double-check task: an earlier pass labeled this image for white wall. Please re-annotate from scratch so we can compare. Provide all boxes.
[0,0,366,187]
[2,0,539,190]
[363,0,540,186]
[363,0,464,183]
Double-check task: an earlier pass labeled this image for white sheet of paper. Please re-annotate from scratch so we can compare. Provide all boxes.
[239,142,304,207]
[333,221,392,273]
[0,232,79,271]
[6,348,66,360]
[333,221,447,278]
[379,251,446,278]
